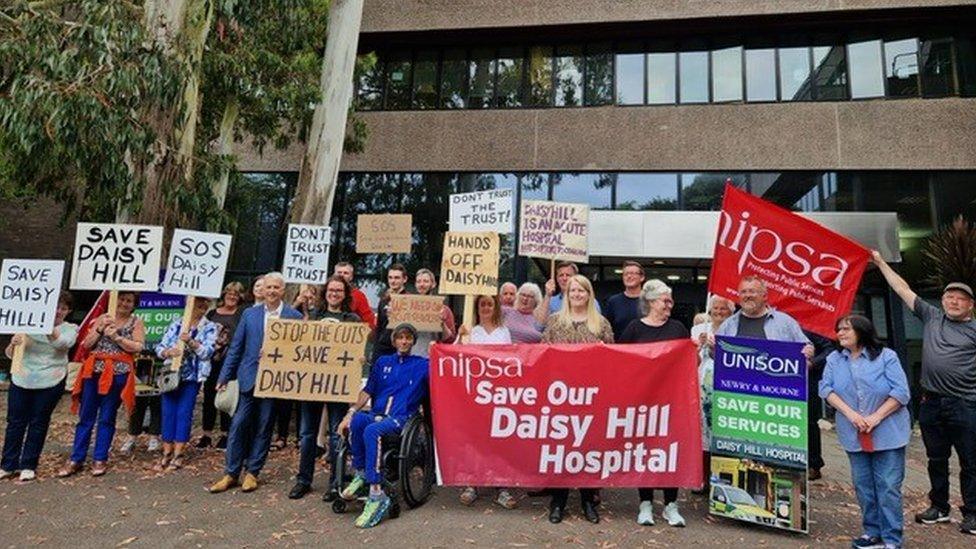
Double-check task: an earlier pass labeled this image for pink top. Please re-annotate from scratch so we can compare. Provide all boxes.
[502,306,543,344]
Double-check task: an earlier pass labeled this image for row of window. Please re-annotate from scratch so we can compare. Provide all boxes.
[355,31,976,110]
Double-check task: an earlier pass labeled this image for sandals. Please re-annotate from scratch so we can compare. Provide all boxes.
[153,454,173,472]
[91,461,108,477]
[57,461,82,478]
[166,456,184,472]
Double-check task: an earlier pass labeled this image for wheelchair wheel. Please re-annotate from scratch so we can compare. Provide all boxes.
[398,415,435,508]
[332,499,347,514]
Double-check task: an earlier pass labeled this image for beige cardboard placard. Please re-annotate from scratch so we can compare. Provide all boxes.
[439,231,500,296]
[389,294,444,332]
[356,214,412,254]
[255,319,369,403]
[519,200,589,263]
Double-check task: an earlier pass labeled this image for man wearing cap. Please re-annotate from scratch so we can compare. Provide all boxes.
[872,250,976,535]
[338,323,429,529]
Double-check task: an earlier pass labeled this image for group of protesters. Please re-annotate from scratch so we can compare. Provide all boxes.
[1,254,975,546]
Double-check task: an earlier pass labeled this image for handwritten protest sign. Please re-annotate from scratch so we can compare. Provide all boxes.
[0,259,65,334]
[449,189,514,233]
[159,229,231,298]
[282,224,331,284]
[430,341,702,487]
[70,223,163,291]
[711,335,809,533]
[519,200,589,263]
[356,214,412,254]
[389,294,445,332]
[439,231,500,296]
[255,319,369,403]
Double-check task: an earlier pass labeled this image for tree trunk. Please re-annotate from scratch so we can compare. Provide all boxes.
[119,0,215,234]
[290,0,364,225]
[211,98,240,210]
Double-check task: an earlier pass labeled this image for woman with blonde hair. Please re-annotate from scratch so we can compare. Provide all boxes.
[540,274,613,524]
[412,268,457,357]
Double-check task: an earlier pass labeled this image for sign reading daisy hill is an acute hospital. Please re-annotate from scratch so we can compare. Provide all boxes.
[710,335,809,534]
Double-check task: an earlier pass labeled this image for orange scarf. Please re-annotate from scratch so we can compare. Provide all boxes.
[71,352,136,416]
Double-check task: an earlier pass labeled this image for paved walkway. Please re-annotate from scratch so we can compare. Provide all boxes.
[0,395,972,548]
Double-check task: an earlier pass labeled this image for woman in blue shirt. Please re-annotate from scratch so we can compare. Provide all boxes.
[154,297,219,471]
[819,314,911,549]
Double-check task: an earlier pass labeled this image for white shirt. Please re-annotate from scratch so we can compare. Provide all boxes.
[470,325,512,345]
[263,300,284,329]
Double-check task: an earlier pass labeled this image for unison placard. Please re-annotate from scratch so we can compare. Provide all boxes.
[70,223,163,291]
[0,259,65,334]
[255,319,369,403]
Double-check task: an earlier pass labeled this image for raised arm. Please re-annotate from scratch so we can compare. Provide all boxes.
[871,249,917,309]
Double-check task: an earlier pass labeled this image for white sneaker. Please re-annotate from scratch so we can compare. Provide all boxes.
[0,469,13,480]
[637,501,654,525]
[18,470,36,482]
[120,437,136,454]
[147,437,161,452]
[663,502,686,527]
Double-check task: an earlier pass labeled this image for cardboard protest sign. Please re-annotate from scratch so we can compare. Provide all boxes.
[0,259,65,334]
[430,341,702,487]
[519,200,589,262]
[255,319,369,403]
[389,294,445,332]
[159,229,231,298]
[70,223,163,291]
[439,231,500,296]
[355,214,412,254]
[710,335,809,533]
[282,224,332,284]
[449,189,514,233]
[708,184,870,337]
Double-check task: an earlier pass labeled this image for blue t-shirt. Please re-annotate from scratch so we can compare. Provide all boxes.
[604,292,641,340]
[549,293,603,315]
[365,353,429,422]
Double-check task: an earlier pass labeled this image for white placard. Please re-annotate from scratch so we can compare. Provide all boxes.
[449,189,514,233]
[70,222,163,291]
[159,229,232,298]
[282,224,332,284]
[0,259,65,334]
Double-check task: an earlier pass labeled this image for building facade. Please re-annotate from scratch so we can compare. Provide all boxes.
[232,0,976,395]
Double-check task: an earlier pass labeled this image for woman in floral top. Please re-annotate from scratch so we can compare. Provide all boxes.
[540,275,613,525]
[60,291,145,478]
[154,297,219,470]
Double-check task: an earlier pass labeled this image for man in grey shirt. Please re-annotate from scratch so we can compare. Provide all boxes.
[873,250,976,535]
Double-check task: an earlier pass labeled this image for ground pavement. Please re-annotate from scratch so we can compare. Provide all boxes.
[0,395,972,548]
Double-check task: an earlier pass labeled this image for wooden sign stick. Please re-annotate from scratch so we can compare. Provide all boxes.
[10,334,26,377]
[107,290,119,317]
[461,295,475,344]
[169,296,195,373]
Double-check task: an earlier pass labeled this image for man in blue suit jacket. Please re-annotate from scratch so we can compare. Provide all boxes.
[209,272,303,494]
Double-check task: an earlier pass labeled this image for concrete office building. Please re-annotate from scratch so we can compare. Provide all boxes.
[2,2,976,385]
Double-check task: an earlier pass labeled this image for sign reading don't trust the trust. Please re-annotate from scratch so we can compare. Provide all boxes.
[255,319,369,403]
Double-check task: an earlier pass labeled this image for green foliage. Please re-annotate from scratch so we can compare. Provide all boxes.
[0,0,184,222]
[923,215,976,291]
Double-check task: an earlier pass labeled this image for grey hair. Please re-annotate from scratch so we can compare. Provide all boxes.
[263,271,285,285]
[708,295,736,311]
[517,282,543,304]
[639,279,672,315]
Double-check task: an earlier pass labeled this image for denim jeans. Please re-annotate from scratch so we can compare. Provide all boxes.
[295,401,349,487]
[2,380,65,471]
[848,447,905,547]
[71,374,127,463]
[918,394,976,515]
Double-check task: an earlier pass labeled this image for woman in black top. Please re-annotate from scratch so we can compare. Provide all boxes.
[199,281,245,449]
[619,279,690,528]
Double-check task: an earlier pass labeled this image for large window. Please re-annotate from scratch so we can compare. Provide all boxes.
[225,173,297,274]
[356,25,976,111]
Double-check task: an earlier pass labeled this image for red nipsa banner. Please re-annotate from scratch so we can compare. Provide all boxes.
[429,342,702,488]
[708,183,869,338]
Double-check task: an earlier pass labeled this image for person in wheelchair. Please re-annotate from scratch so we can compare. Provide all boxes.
[338,323,429,529]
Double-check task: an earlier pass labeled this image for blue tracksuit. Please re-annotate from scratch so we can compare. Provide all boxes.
[350,352,429,484]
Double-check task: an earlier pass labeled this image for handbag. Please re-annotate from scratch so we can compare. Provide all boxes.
[155,369,180,394]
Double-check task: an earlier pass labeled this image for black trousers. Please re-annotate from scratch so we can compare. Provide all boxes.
[274,399,299,441]
[918,393,976,515]
[638,488,678,504]
[128,394,160,436]
[201,370,230,433]
[550,488,598,509]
